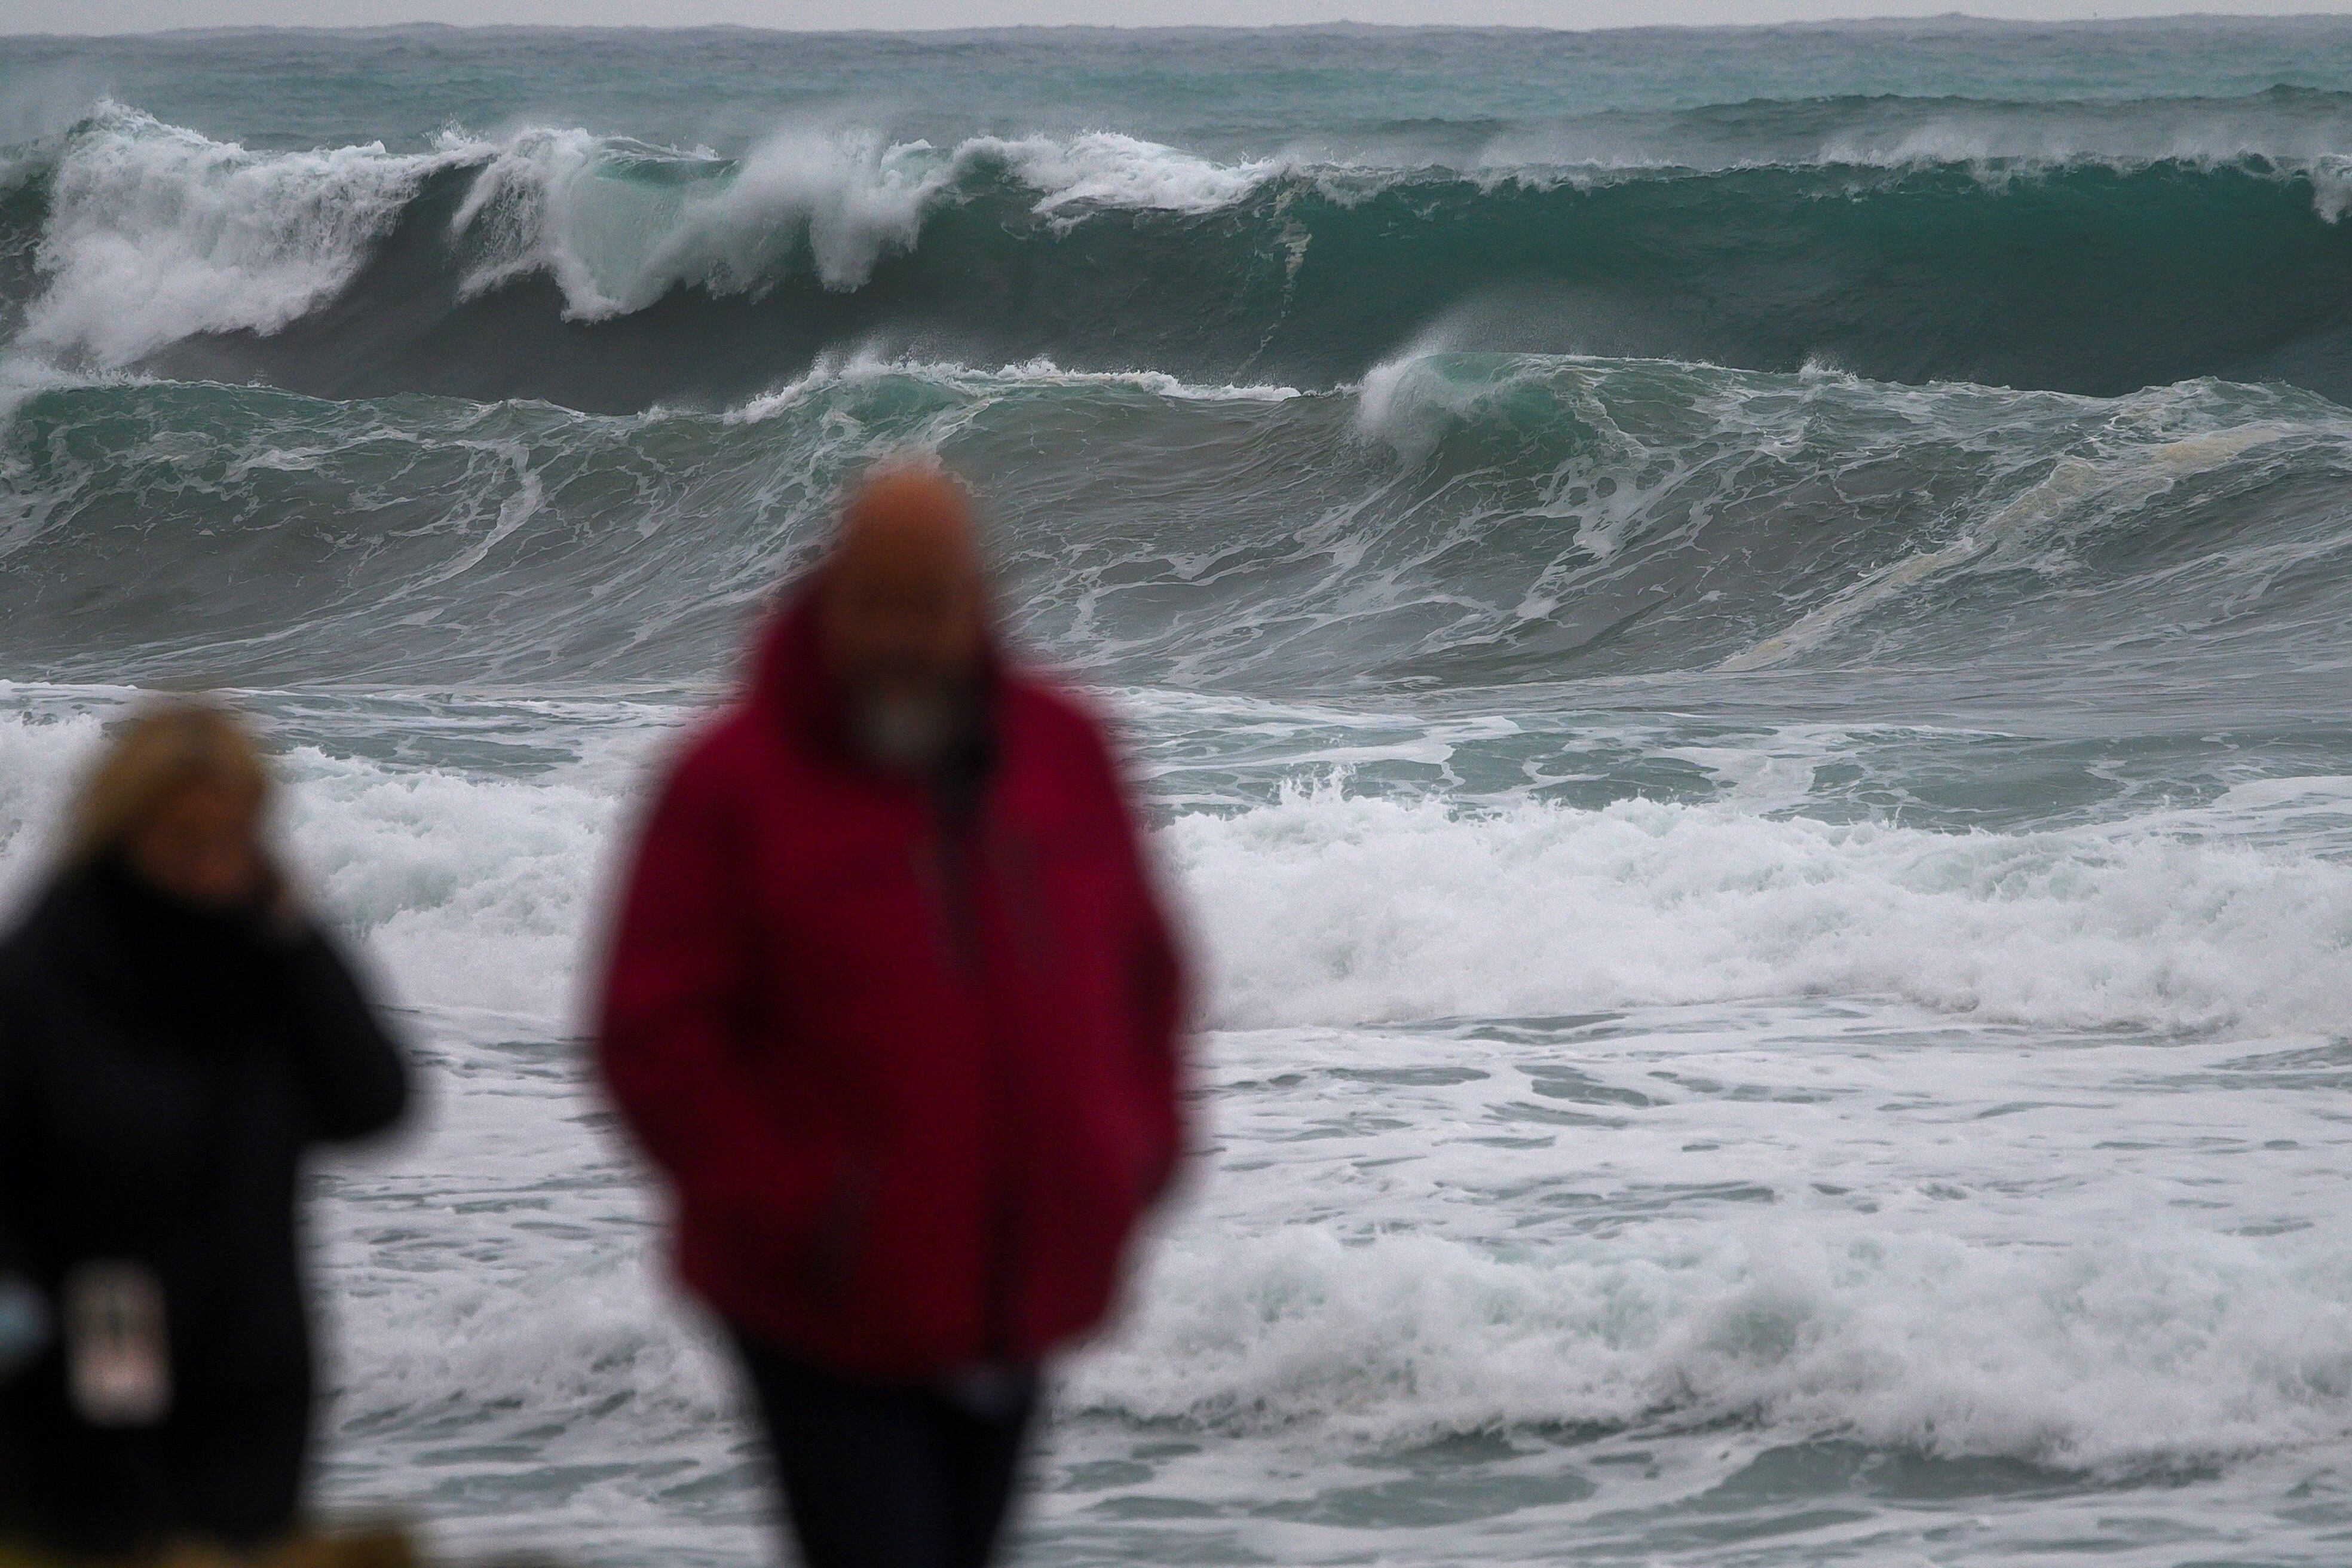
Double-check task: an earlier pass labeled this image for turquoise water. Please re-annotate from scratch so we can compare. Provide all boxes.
[18,22,2352,151]
[4,22,2352,1566]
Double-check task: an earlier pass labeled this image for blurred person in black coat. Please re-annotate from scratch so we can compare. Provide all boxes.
[0,699,409,1557]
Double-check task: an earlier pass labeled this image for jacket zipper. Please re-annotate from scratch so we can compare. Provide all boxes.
[933,799,1018,1362]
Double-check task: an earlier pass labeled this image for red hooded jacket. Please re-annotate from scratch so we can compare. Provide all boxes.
[596,592,1188,1379]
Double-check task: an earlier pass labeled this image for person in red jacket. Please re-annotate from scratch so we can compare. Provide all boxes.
[596,464,1189,1568]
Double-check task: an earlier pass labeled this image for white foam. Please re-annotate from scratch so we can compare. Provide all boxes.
[8,702,2348,1039]
[318,1199,2352,1533]
[1353,348,1549,464]
[452,126,952,316]
[21,104,481,366]
[1171,780,2352,1038]
[17,114,1273,347]
[0,703,103,902]
[11,693,2352,1512]
[447,125,1276,323]
[320,1204,740,1556]
[11,110,1021,354]
[725,350,1301,424]
[275,744,624,1022]
[0,702,620,1022]
[966,131,1278,216]
[1077,1220,2352,1472]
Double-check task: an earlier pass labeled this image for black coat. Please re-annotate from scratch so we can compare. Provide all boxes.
[0,859,409,1553]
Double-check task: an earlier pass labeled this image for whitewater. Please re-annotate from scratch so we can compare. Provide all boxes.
[7,19,2352,1566]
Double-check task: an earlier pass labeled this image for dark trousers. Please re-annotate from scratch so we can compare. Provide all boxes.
[735,1335,1039,1568]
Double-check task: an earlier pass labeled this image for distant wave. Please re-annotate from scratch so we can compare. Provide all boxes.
[11,101,2352,407]
[4,352,2347,693]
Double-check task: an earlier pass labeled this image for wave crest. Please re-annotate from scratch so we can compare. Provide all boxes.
[20,103,479,365]
[15,102,2352,404]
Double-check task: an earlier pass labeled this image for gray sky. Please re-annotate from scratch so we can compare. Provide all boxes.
[8,0,2352,32]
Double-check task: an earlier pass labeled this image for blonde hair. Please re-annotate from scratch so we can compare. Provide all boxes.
[64,699,273,869]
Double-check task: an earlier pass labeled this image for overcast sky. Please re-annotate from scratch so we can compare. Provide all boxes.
[7,0,2352,30]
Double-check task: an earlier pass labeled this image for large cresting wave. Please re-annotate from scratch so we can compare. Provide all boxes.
[12,100,2352,408]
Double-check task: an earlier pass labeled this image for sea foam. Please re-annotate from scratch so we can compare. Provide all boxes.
[449,127,1277,321]
[1074,1220,2352,1472]
[450,127,953,316]
[1174,781,2352,1039]
[7,108,1281,361]
[6,703,2346,1041]
[19,104,480,366]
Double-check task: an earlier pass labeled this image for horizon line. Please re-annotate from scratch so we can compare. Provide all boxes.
[13,10,2352,40]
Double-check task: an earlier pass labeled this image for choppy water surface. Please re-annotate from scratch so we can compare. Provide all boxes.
[5,22,2352,1566]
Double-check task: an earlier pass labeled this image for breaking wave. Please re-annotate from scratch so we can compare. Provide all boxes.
[13,99,2352,405]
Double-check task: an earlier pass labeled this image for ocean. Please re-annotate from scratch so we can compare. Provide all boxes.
[5,19,2352,1564]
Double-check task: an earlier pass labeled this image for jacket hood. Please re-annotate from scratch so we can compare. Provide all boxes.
[748,572,1009,746]
[751,577,829,724]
